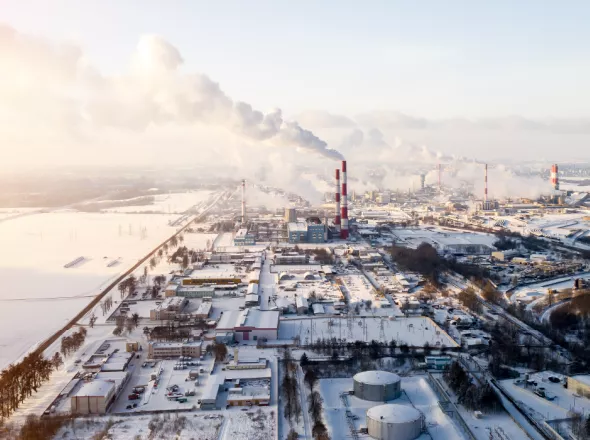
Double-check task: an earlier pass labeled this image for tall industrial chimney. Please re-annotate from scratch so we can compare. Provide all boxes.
[420,174,426,190]
[241,179,246,225]
[484,164,488,202]
[335,169,341,230]
[340,160,349,239]
[438,163,442,192]
[551,164,559,191]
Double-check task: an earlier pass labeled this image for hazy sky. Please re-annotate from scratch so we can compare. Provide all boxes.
[2,1,590,169]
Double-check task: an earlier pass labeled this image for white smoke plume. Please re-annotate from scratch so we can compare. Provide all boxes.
[0,26,343,163]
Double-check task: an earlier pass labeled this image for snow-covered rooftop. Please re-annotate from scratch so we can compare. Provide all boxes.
[366,403,422,424]
[74,380,114,398]
[354,370,400,386]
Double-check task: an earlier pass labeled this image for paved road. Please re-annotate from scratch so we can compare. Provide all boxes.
[258,252,275,311]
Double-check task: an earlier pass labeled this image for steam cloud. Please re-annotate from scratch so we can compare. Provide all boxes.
[0,26,343,161]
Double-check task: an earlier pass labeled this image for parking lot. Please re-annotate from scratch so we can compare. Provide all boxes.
[110,349,217,413]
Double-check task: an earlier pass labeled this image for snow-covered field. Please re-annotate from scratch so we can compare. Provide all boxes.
[0,211,185,370]
[278,316,458,347]
[103,190,216,214]
[51,409,276,440]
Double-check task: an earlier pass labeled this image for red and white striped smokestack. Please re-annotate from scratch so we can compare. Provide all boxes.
[241,179,246,225]
[340,160,349,239]
[334,169,341,229]
[551,164,559,191]
[484,164,488,202]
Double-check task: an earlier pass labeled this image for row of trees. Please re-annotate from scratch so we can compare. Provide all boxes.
[281,349,302,427]
[118,275,137,299]
[99,296,114,316]
[60,327,87,358]
[457,288,483,313]
[302,367,329,440]
[0,352,57,420]
[113,313,140,336]
[305,337,449,359]
[444,361,498,411]
[206,342,228,362]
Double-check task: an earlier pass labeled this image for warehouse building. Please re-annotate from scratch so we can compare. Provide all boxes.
[70,380,116,414]
[194,301,212,319]
[216,309,280,342]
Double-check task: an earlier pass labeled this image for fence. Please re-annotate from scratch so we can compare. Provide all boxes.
[426,372,477,440]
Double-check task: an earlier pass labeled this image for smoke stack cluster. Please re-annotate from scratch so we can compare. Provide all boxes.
[484,164,488,202]
[551,164,559,190]
[241,179,246,225]
[334,169,341,229]
[340,160,349,239]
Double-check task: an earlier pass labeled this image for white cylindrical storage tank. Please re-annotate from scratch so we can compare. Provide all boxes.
[366,404,423,440]
[353,371,401,401]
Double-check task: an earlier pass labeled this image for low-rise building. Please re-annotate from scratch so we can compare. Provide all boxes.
[126,341,139,352]
[216,309,280,342]
[194,301,212,319]
[150,296,188,320]
[71,380,116,414]
[148,341,202,359]
[164,284,179,297]
[425,356,452,370]
[295,296,308,314]
[227,386,270,406]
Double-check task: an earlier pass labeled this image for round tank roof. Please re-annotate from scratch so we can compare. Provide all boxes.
[367,404,421,424]
[354,370,400,386]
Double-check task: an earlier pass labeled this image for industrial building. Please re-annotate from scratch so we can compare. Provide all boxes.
[233,228,256,246]
[284,208,297,223]
[70,380,116,414]
[353,371,401,401]
[216,309,280,342]
[194,301,212,319]
[150,296,188,320]
[366,404,424,440]
[287,220,326,243]
[147,341,202,359]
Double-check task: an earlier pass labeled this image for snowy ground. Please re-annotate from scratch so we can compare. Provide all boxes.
[431,373,529,440]
[0,188,224,371]
[319,375,465,440]
[101,190,216,214]
[339,274,377,305]
[509,272,590,303]
[278,316,458,347]
[51,408,276,440]
[0,211,186,370]
[500,371,590,421]
[8,325,118,424]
